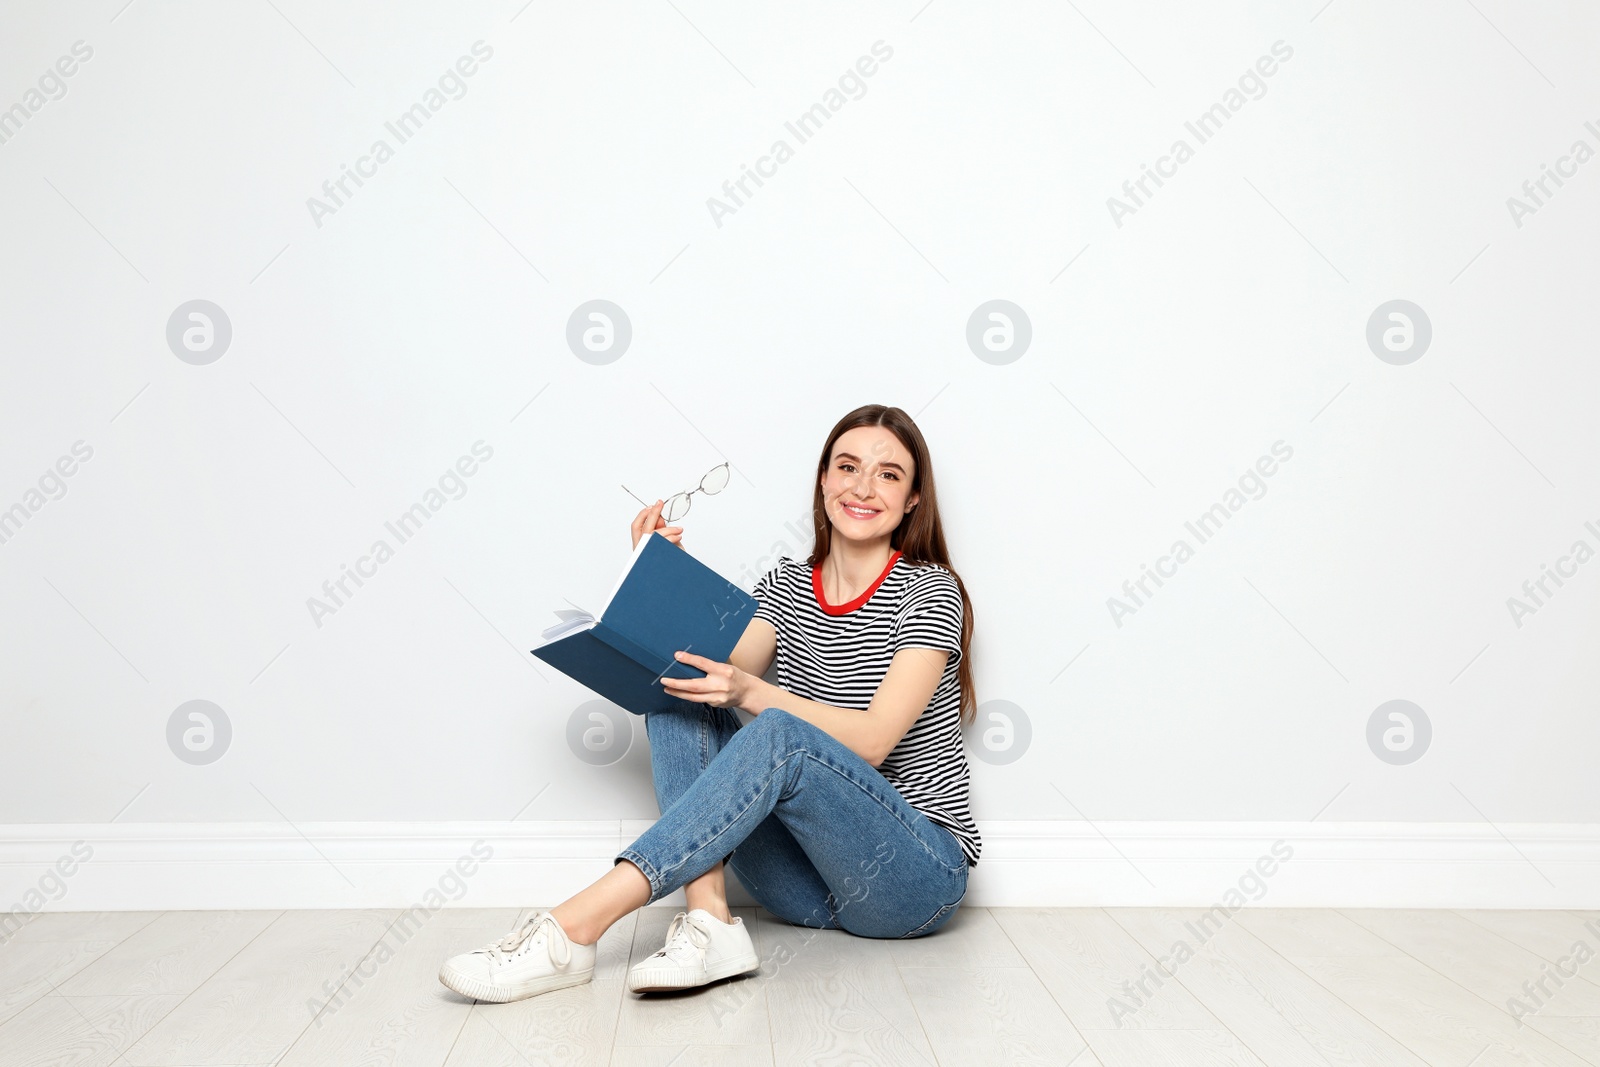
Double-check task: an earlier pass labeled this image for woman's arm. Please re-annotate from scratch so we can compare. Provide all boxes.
[669,643,950,768]
[748,646,948,767]
[726,616,776,681]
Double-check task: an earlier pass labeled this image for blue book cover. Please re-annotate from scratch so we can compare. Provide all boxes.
[530,532,759,716]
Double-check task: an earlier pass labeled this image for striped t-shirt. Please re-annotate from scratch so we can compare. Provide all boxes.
[749,549,981,867]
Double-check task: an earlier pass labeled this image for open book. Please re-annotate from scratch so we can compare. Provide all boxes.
[531,531,759,716]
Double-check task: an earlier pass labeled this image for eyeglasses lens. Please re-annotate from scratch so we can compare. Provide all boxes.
[702,463,730,494]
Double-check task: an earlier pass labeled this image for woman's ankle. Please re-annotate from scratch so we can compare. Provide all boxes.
[550,862,650,947]
[548,905,602,946]
[685,899,733,924]
[683,858,732,923]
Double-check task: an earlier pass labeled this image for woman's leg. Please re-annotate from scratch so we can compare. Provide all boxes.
[635,701,845,928]
[642,700,744,814]
[551,701,747,942]
[615,707,969,939]
[724,812,844,930]
[642,701,744,922]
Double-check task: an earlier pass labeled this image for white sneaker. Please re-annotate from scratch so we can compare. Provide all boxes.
[438,909,596,1003]
[627,908,760,993]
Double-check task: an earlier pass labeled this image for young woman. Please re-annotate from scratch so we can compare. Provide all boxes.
[439,403,980,1003]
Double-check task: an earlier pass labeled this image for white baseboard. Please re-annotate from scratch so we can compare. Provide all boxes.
[2,821,1598,916]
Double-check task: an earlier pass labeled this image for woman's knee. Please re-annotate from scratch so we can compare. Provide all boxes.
[745,707,804,740]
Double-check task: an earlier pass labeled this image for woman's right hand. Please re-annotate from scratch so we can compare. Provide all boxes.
[631,499,685,550]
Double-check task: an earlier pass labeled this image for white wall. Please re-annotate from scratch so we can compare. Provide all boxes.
[2,0,1597,907]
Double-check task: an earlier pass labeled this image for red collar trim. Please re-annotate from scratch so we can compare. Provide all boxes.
[812,550,902,615]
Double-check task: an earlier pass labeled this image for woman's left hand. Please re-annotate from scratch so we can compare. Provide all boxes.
[661,650,759,712]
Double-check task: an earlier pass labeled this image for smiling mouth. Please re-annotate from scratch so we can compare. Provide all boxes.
[842,502,880,518]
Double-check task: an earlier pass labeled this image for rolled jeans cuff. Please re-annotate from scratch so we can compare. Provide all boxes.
[614,848,667,905]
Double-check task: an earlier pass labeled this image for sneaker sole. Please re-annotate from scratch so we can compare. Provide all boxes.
[627,949,761,993]
[438,962,594,1003]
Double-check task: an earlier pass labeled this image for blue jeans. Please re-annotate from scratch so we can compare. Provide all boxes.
[615,703,969,939]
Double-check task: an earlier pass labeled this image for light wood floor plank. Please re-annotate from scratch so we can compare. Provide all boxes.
[1289,954,1593,1066]
[610,1045,775,1066]
[1340,909,1600,1017]
[1107,908,1429,1066]
[0,992,183,1067]
[1,911,162,944]
[55,911,281,998]
[274,916,486,1066]
[898,961,1100,1066]
[1232,908,1402,957]
[1453,909,1600,962]
[1523,1016,1600,1067]
[442,979,627,1067]
[122,908,401,1065]
[990,907,1225,1030]
[750,911,938,1066]
[1454,908,1600,1013]
[1082,1028,1267,1066]
[0,939,127,1028]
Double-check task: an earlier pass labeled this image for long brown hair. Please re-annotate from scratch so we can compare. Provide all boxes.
[803,404,977,724]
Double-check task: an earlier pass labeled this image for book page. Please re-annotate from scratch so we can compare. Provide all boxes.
[540,609,595,642]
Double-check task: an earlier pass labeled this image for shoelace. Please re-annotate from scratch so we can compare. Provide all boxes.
[476,910,571,969]
[649,911,713,963]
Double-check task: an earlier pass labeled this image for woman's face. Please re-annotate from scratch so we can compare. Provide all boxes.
[819,426,919,543]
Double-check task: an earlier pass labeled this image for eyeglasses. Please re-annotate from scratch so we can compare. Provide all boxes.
[622,462,730,522]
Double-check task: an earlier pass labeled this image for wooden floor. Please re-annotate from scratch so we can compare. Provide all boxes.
[3,905,1599,1065]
